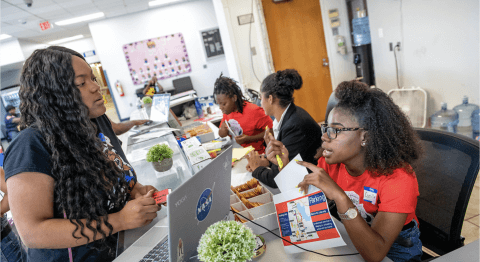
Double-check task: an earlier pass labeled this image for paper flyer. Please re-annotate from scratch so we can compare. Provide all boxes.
[150,94,171,123]
[274,154,320,194]
[273,189,346,254]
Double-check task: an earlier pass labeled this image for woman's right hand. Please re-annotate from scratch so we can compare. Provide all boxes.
[265,140,289,169]
[118,190,160,231]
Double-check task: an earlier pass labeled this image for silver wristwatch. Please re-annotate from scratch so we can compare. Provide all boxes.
[338,207,358,220]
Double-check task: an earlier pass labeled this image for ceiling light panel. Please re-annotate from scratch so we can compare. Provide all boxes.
[48,34,84,45]
[55,12,105,26]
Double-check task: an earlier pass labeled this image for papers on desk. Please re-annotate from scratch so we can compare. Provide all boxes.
[273,189,346,254]
[272,154,345,254]
[131,128,179,143]
[232,146,255,163]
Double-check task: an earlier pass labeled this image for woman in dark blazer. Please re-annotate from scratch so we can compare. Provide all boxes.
[246,69,323,188]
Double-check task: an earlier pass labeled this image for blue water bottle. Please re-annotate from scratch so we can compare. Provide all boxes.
[472,109,480,141]
[453,96,479,138]
[194,98,204,118]
[430,102,459,134]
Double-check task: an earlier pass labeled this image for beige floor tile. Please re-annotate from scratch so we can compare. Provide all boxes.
[461,220,480,245]
[468,215,480,227]
[465,185,480,220]
[475,174,479,187]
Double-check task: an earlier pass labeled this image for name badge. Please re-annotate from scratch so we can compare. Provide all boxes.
[363,186,378,204]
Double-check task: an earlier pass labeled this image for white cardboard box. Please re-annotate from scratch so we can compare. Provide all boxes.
[230,186,278,235]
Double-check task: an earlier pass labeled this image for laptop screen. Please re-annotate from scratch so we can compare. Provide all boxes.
[167,146,233,261]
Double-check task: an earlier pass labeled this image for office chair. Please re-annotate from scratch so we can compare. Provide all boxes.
[246,89,261,107]
[412,128,479,259]
[324,91,338,122]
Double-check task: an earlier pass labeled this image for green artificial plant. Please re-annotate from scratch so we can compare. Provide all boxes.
[142,96,152,104]
[146,144,173,162]
[197,220,256,262]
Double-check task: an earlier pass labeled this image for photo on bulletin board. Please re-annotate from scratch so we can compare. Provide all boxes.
[200,28,224,60]
[122,33,191,85]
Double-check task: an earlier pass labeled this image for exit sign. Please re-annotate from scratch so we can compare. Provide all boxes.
[39,21,52,31]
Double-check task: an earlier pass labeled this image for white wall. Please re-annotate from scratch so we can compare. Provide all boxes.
[214,0,273,92]
[320,0,356,90]
[367,0,479,117]
[0,39,24,67]
[59,38,101,64]
[88,0,229,120]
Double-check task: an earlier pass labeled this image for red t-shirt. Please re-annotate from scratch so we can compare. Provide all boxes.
[220,102,273,154]
[317,157,419,226]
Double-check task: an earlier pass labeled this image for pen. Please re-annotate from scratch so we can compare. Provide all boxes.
[265,126,283,169]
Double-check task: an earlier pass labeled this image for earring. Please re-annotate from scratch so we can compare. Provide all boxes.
[361,142,366,146]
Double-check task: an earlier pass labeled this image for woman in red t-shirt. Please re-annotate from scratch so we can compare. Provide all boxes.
[214,74,273,154]
[266,81,423,262]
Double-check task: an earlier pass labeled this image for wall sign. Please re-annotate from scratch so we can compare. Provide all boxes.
[39,21,51,31]
[83,50,96,57]
[122,33,191,85]
[237,14,254,25]
[200,28,224,59]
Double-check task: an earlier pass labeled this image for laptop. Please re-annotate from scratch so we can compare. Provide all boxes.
[114,146,233,262]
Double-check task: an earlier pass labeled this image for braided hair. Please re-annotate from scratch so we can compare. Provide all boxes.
[19,46,129,254]
[334,80,422,176]
[213,73,247,113]
[261,69,302,108]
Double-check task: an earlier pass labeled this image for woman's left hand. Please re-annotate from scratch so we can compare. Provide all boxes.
[245,151,269,172]
[133,120,150,126]
[296,161,345,201]
[235,134,250,144]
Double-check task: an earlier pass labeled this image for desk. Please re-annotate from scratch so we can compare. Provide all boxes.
[115,120,392,262]
[431,239,479,262]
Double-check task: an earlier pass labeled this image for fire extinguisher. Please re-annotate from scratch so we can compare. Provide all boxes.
[115,80,124,97]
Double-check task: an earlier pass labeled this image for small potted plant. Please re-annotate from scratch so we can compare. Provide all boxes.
[197,220,256,262]
[146,143,174,172]
[142,96,153,118]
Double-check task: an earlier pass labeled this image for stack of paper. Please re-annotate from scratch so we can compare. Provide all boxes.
[232,146,255,163]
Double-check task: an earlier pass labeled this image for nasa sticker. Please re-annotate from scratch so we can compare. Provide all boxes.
[196,182,215,223]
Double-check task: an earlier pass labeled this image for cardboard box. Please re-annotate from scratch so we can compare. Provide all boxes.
[230,187,278,235]
[176,122,215,143]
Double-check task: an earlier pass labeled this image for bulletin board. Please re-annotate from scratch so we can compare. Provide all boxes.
[122,33,191,85]
[200,28,224,59]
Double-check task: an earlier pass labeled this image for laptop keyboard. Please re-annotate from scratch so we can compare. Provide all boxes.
[139,237,169,262]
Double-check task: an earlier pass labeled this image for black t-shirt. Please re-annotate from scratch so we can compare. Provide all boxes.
[3,115,137,262]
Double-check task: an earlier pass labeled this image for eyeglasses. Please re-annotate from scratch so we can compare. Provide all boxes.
[320,124,366,140]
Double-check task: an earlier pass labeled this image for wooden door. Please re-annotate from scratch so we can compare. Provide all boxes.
[261,0,332,122]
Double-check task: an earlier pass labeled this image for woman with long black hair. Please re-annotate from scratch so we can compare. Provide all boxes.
[3,46,160,262]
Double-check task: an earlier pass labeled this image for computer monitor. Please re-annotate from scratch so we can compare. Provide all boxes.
[172,76,194,95]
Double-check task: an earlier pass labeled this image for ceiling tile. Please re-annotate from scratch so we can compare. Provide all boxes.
[125,3,148,14]
[93,0,124,4]
[58,0,95,9]
[0,24,25,34]
[65,6,101,17]
[104,6,127,18]
[94,1,125,9]
[3,16,39,26]
[27,4,65,15]
[1,9,33,21]
[15,0,56,8]
[14,29,44,38]
[3,0,25,6]
[1,3,24,16]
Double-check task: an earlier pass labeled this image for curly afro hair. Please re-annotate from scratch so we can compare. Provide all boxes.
[334,80,422,176]
[213,73,247,113]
